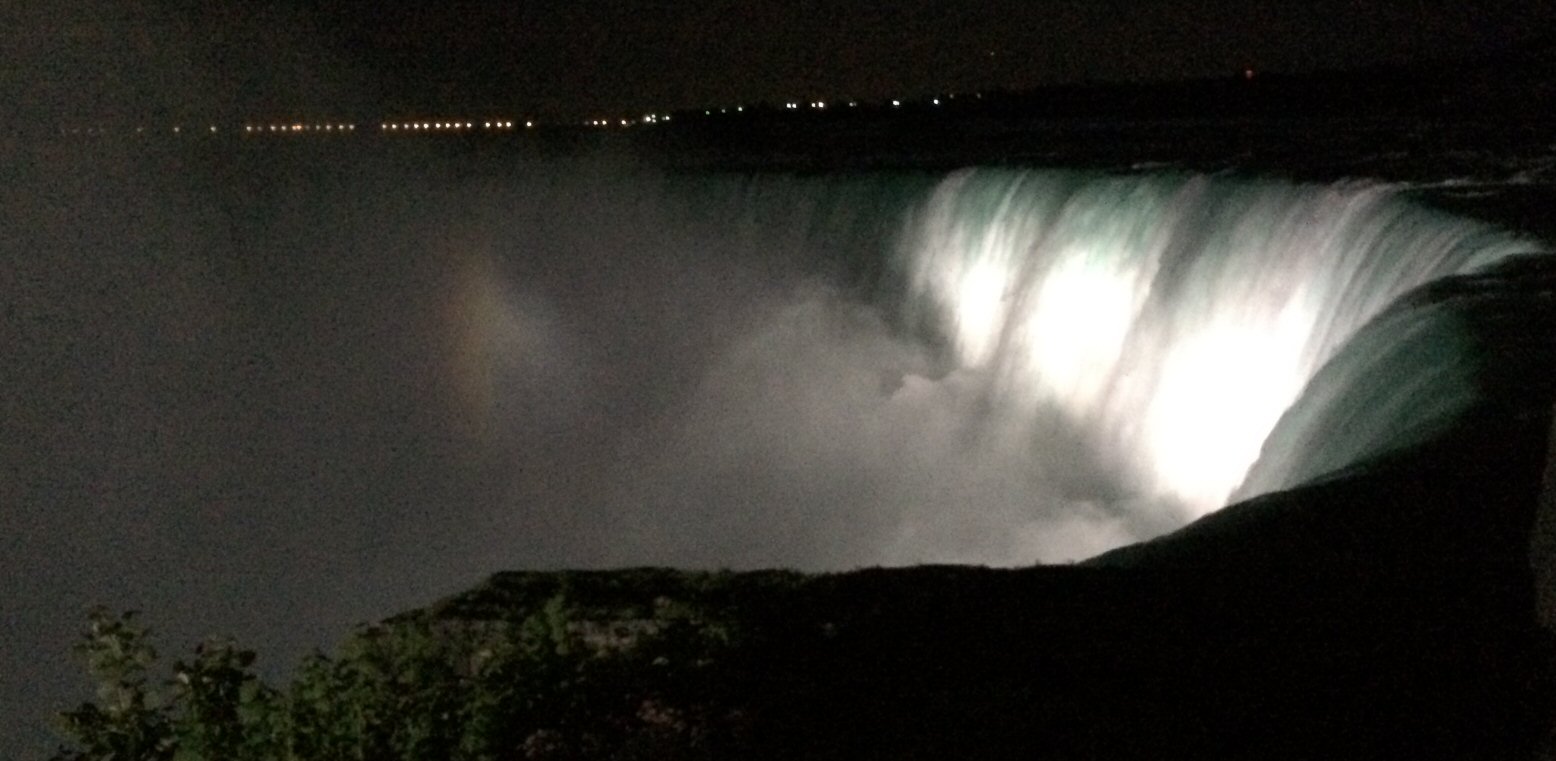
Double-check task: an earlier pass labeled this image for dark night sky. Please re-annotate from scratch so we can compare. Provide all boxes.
[5,0,1554,123]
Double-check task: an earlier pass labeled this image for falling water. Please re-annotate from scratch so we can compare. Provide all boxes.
[895,169,1540,518]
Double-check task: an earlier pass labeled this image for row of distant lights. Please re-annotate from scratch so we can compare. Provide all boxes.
[239,121,535,133]
[381,120,532,130]
[71,118,586,134]
[244,124,357,133]
[63,97,971,137]
[784,97,943,109]
[585,113,673,127]
[63,126,224,134]
[783,100,858,110]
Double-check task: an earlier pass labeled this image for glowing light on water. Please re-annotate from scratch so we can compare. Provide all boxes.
[1143,310,1309,509]
[949,262,1008,366]
[902,170,1537,517]
[1019,250,1142,412]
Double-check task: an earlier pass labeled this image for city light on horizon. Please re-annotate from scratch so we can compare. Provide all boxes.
[49,92,999,141]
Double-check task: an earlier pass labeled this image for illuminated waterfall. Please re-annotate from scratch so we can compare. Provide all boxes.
[897,169,1539,517]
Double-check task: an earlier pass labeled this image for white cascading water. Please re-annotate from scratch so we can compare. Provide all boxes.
[896,169,1540,519]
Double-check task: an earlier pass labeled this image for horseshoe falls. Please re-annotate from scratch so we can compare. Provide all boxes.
[427,163,1547,568]
[892,169,1539,528]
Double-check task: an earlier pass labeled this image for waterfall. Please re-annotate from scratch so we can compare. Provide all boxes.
[895,169,1541,517]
